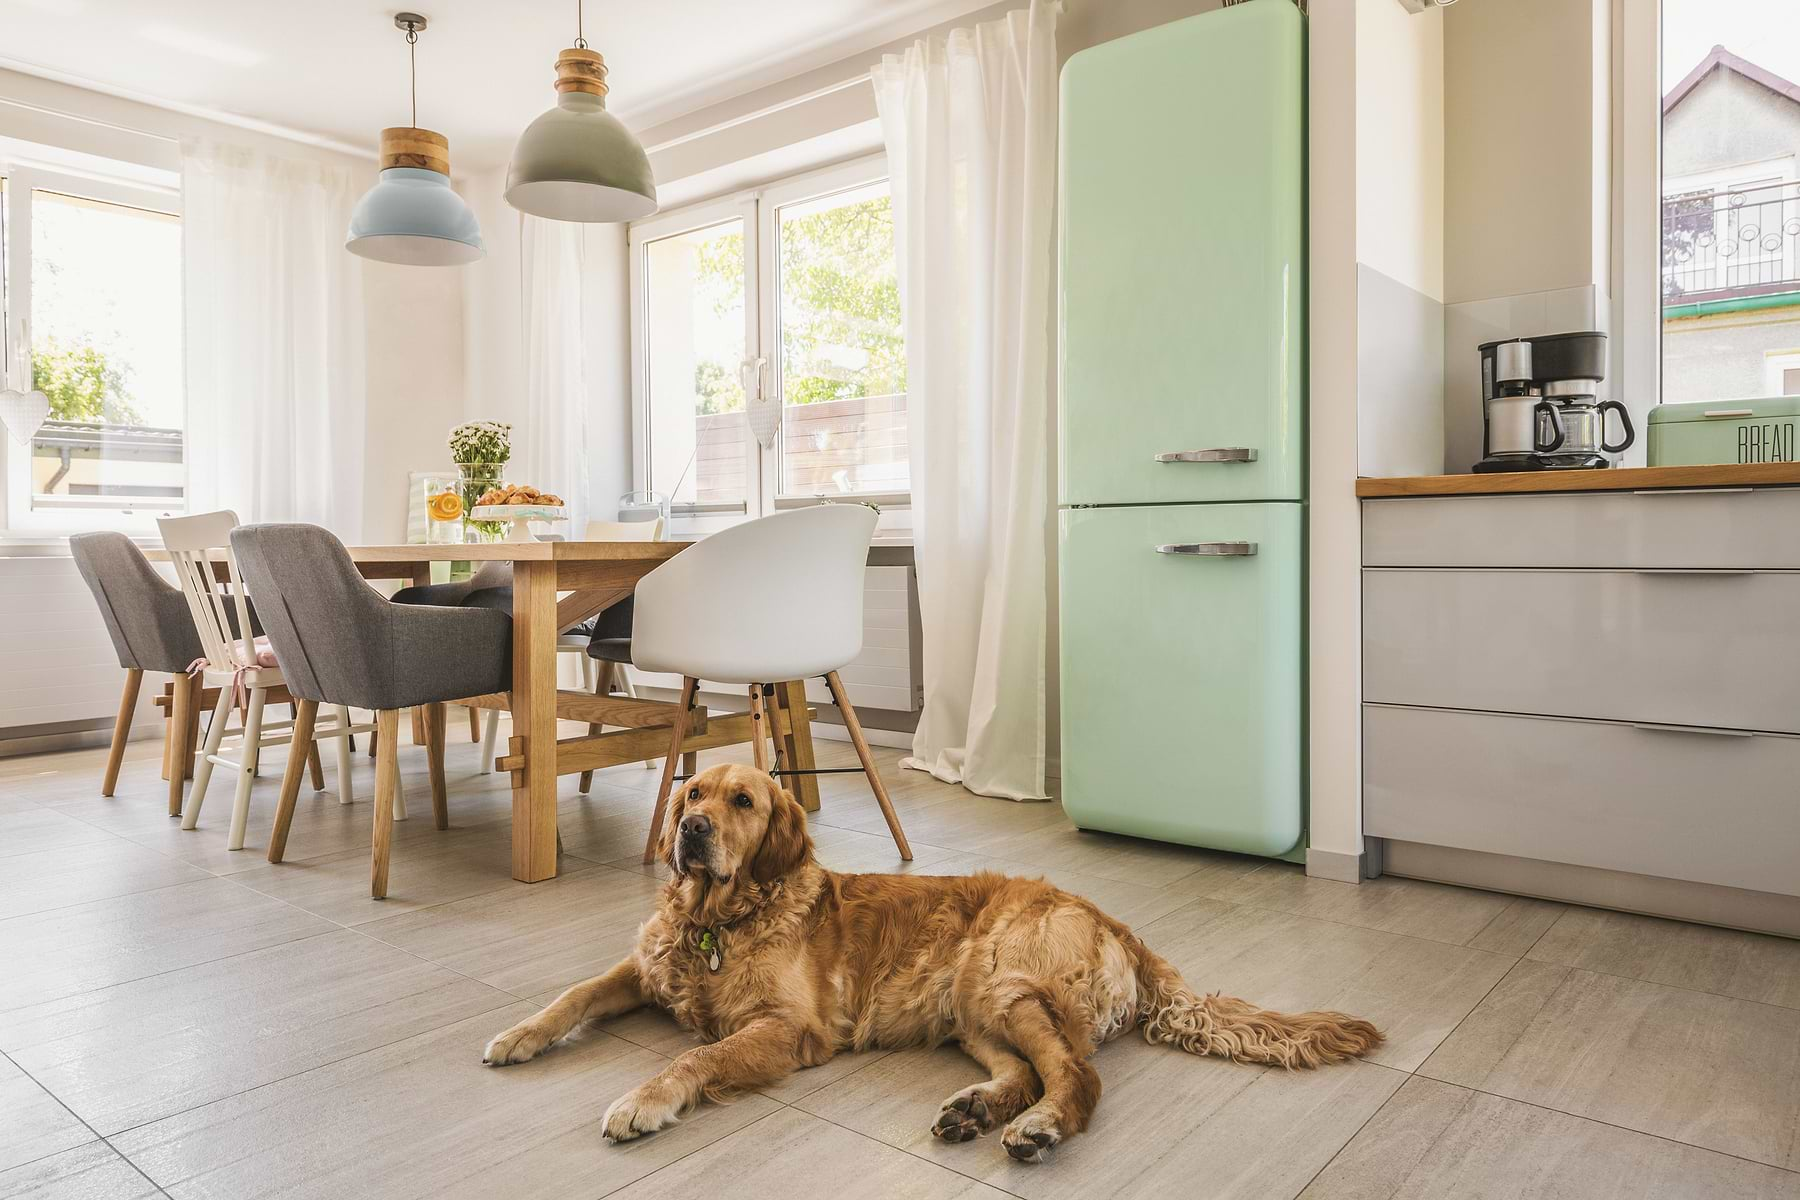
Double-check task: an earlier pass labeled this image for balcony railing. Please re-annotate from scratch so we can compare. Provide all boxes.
[1663,179,1800,304]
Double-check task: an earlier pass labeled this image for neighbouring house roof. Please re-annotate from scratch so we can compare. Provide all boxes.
[1664,45,1800,115]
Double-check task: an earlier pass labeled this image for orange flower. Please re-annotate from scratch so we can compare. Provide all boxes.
[428,491,463,522]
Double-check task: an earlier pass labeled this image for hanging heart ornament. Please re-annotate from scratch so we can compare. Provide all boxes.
[0,387,50,446]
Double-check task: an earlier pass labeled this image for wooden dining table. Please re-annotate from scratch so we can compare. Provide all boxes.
[156,539,824,885]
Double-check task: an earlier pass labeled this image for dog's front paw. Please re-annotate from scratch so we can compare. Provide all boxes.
[602,1084,682,1142]
[483,1019,555,1066]
[1001,1106,1062,1164]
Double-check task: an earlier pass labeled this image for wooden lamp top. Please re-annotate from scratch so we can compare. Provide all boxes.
[379,127,451,175]
[553,47,610,99]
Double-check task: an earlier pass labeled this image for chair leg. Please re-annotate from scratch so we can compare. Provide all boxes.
[480,710,499,775]
[269,700,318,863]
[184,687,235,830]
[410,706,426,746]
[160,681,175,782]
[372,710,399,898]
[467,704,481,742]
[642,677,699,864]
[227,687,269,851]
[334,705,356,804]
[621,669,657,770]
[824,671,911,860]
[747,685,771,772]
[303,703,325,791]
[102,668,143,797]
[422,701,448,831]
[578,660,614,795]
[167,673,197,817]
[183,676,203,781]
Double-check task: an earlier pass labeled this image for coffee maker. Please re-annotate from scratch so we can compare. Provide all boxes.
[1474,331,1635,472]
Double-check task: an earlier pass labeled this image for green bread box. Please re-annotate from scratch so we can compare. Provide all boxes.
[1647,396,1800,466]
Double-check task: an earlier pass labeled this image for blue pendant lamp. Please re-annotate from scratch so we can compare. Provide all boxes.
[347,13,484,266]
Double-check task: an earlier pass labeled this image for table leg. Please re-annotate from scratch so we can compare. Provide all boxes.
[774,680,821,813]
[167,673,196,817]
[510,560,560,882]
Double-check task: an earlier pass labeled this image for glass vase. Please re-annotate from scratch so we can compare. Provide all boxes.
[457,463,507,543]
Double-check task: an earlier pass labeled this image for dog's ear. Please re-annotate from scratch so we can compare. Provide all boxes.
[659,785,689,876]
[750,779,811,884]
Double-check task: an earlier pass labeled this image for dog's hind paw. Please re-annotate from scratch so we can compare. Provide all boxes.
[1001,1107,1062,1164]
[483,1021,554,1066]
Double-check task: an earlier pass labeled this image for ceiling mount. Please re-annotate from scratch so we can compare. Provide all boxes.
[394,13,427,34]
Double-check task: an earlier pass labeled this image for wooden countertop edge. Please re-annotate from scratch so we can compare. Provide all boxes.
[1356,462,1800,498]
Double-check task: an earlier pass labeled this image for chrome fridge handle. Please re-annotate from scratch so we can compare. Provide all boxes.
[1152,447,1258,463]
[1155,542,1258,557]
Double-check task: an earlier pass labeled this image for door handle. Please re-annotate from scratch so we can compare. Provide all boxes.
[1153,448,1258,463]
[1155,542,1257,556]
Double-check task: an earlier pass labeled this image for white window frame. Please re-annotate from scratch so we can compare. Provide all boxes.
[1,161,184,537]
[1765,349,1800,396]
[628,153,909,538]
[1615,0,1662,429]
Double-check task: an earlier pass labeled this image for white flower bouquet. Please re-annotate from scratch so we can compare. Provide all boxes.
[449,420,512,466]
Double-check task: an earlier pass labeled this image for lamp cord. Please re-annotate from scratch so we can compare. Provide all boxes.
[406,24,418,127]
[574,0,588,49]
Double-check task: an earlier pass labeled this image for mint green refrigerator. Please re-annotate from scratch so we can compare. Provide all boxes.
[1058,0,1306,858]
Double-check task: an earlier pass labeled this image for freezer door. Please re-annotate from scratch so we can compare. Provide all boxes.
[1059,502,1303,855]
[1059,0,1305,506]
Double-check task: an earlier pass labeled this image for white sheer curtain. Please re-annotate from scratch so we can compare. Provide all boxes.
[181,139,368,539]
[515,215,591,534]
[874,0,1059,802]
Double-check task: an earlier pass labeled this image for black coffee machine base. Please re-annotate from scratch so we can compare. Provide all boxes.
[1472,454,1610,473]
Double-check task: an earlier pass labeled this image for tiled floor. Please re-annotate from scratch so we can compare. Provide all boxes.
[4,729,1800,1199]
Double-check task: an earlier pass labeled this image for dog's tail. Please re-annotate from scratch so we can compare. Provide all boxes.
[1133,949,1382,1069]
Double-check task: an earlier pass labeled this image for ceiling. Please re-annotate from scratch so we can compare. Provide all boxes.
[0,0,998,168]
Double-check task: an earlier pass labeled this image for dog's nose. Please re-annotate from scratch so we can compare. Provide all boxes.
[680,813,712,838]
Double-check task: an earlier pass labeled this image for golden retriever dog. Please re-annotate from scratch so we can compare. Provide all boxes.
[483,765,1381,1162]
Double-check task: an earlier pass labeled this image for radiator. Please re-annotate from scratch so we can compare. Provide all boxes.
[0,554,156,735]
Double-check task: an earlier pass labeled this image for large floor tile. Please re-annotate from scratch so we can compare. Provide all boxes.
[0,809,120,861]
[1210,864,1519,947]
[606,1105,1013,1200]
[798,1037,1404,1199]
[112,1002,777,1200]
[2,929,515,1134]
[1463,896,1567,957]
[0,841,211,922]
[0,879,334,1014]
[978,820,1229,889]
[1139,900,1517,1071]
[0,1055,93,1174]
[228,834,584,926]
[1303,1076,1800,1199]
[361,865,664,998]
[1422,966,1800,1169]
[0,1142,162,1200]
[1528,905,1800,1009]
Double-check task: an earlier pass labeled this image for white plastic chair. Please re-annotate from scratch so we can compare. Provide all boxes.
[159,511,379,850]
[630,504,911,864]
[479,516,665,774]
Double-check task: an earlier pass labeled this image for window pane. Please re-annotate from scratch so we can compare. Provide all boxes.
[775,181,908,497]
[1661,6,1800,405]
[644,218,747,510]
[30,189,184,514]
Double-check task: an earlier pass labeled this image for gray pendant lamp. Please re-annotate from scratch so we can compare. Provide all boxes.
[346,13,484,266]
[505,0,658,223]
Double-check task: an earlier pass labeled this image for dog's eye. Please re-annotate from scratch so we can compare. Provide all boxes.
[688,788,699,800]
[734,793,752,808]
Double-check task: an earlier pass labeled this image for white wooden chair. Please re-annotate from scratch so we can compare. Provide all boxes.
[478,516,665,774]
[158,511,379,850]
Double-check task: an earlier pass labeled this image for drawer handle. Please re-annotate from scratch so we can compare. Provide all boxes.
[1629,722,1756,738]
[1630,569,1755,577]
[1156,541,1257,556]
[1154,448,1258,464]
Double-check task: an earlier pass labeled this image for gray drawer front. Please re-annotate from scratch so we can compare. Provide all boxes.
[1363,568,1800,734]
[1364,704,1800,897]
[1363,489,1800,569]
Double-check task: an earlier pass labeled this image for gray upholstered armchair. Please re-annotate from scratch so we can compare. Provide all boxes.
[230,523,512,898]
[69,532,210,801]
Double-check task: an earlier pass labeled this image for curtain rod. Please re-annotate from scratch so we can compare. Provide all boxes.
[0,84,374,160]
[642,72,874,156]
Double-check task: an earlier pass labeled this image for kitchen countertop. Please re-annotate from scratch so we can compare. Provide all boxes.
[1356,461,1800,498]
